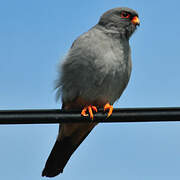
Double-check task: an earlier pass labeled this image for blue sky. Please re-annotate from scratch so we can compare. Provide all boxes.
[0,0,180,179]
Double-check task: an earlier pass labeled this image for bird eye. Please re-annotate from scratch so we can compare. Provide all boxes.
[120,12,130,18]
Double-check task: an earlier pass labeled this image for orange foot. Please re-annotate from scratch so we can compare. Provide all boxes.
[104,103,113,118]
[81,105,98,120]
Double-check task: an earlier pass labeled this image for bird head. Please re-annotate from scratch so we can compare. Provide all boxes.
[98,7,140,38]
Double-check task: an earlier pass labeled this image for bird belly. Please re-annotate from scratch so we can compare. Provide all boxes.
[80,61,131,105]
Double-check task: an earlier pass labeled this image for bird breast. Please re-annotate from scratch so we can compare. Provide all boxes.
[92,39,132,104]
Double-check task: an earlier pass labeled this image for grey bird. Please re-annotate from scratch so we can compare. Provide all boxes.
[42,7,140,177]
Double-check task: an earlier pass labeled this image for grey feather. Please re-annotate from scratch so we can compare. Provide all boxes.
[56,24,133,104]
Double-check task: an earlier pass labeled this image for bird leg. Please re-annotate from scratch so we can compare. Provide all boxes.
[104,102,113,118]
[81,105,98,120]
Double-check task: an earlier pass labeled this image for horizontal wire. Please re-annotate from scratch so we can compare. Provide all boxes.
[0,107,180,124]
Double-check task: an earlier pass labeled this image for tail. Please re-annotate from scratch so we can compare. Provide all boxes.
[42,123,97,177]
[42,137,76,177]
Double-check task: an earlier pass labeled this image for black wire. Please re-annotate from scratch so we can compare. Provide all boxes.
[0,107,180,124]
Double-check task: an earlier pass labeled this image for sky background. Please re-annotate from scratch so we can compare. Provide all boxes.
[0,0,180,179]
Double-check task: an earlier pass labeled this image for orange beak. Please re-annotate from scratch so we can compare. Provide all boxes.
[131,16,140,26]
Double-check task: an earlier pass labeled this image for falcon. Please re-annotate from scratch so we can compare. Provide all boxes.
[42,7,140,177]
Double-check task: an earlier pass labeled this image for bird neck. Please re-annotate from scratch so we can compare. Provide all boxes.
[95,24,130,40]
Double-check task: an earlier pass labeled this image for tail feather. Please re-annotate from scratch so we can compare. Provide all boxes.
[42,123,96,177]
[42,137,75,177]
